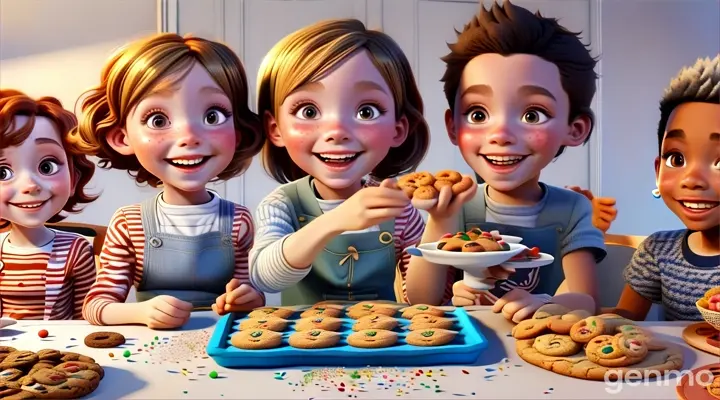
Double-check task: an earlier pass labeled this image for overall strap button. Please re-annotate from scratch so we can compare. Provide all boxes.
[149,237,163,248]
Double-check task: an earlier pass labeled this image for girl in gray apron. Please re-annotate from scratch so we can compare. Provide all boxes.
[253,20,430,306]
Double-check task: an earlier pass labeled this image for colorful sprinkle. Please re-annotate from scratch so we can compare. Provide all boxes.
[461,370,469,374]
[108,353,114,358]
[209,371,218,379]
[123,350,131,358]
[38,329,49,338]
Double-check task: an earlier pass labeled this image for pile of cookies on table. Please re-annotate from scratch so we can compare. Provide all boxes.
[230,302,461,350]
[512,304,683,380]
[0,347,103,399]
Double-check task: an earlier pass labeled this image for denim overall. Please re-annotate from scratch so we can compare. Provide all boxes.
[279,176,397,306]
[461,184,570,298]
[135,193,235,308]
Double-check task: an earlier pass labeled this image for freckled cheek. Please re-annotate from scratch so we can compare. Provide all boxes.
[282,124,320,151]
[353,122,397,145]
[208,128,237,150]
[523,129,552,150]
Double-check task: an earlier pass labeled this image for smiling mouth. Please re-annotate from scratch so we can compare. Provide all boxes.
[678,200,719,211]
[9,200,49,209]
[482,154,528,166]
[165,156,211,169]
[314,152,363,165]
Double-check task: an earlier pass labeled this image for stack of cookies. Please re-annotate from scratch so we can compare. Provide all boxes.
[229,302,462,350]
[0,347,104,399]
[512,305,684,381]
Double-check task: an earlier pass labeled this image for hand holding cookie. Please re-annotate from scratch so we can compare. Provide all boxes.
[212,279,265,315]
[397,170,476,217]
[330,178,410,232]
[141,295,193,329]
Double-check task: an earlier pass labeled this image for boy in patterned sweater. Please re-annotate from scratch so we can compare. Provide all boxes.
[618,55,720,321]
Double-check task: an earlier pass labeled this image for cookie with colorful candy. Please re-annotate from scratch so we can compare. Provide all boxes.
[436,228,511,253]
[513,305,684,380]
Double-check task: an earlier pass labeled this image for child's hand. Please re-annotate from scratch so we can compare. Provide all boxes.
[212,279,264,315]
[427,176,477,221]
[142,295,193,329]
[565,186,617,233]
[451,266,515,306]
[332,178,410,232]
[492,289,551,323]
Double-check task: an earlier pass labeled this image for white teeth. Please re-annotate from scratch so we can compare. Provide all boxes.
[15,203,43,209]
[681,201,718,210]
[170,157,204,166]
[485,155,524,165]
[319,153,357,160]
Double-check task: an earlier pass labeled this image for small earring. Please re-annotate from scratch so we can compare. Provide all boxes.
[651,188,661,198]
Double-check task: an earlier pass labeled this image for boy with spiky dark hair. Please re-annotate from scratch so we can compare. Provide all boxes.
[406,0,604,321]
[618,56,720,321]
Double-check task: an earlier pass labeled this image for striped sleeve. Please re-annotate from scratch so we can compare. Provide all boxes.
[249,189,310,293]
[232,204,264,303]
[82,207,138,325]
[395,207,455,305]
[623,235,662,303]
[67,237,97,319]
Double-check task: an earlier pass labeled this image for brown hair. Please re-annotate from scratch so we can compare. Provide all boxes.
[72,33,264,187]
[257,19,429,184]
[657,55,720,154]
[0,89,97,228]
[440,0,598,157]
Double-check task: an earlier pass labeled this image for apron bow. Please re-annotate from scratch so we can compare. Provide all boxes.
[339,246,359,266]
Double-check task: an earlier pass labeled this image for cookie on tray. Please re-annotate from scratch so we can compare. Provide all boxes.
[248,307,295,319]
[347,329,398,348]
[408,314,454,331]
[352,314,398,331]
[300,305,343,318]
[294,316,344,332]
[400,304,445,319]
[406,329,458,347]
[288,329,342,349]
[238,316,289,332]
[230,329,283,350]
[346,302,399,319]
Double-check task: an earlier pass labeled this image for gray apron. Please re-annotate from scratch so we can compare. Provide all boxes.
[135,193,235,308]
[461,185,566,298]
[279,176,397,305]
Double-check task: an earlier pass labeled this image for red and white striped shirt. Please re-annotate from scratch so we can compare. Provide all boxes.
[82,203,254,325]
[0,230,96,320]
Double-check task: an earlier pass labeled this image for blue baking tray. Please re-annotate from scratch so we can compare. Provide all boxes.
[206,306,488,368]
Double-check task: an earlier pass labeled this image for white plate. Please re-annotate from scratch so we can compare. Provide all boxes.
[406,242,527,267]
[0,317,17,329]
[501,252,555,269]
[500,235,523,244]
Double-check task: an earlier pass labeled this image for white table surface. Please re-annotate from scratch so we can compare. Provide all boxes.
[0,307,715,399]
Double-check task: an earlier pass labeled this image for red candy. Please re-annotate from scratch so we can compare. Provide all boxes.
[38,329,49,338]
[441,233,453,239]
[481,232,493,238]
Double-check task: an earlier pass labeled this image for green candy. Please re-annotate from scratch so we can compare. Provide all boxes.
[421,330,435,337]
[365,331,377,337]
[363,304,373,309]
[250,331,263,338]
[209,371,218,379]
[601,346,613,354]
[459,233,471,241]
[309,330,321,337]
[417,306,428,310]
[123,350,131,358]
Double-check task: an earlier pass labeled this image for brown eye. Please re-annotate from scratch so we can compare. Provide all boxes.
[38,159,60,175]
[295,105,319,120]
[145,113,170,129]
[356,105,381,120]
[664,153,685,168]
[521,108,550,124]
[466,108,488,124]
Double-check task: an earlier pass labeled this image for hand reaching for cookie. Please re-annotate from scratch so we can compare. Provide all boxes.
[493,288,552,323]
[427,175,477,221]
[565,186,617,233]
[212,279,265,315]
[141,295,193,329]
[330,178,410,232]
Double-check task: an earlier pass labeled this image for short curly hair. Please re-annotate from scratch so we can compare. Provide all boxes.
[657,55,720,154]
[0,89,97,229]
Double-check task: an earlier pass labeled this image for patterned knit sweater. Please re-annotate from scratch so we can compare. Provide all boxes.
[623,230,720,321]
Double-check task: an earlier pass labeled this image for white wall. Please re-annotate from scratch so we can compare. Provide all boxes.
[1,0,717,237]
[599,0,720,235]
